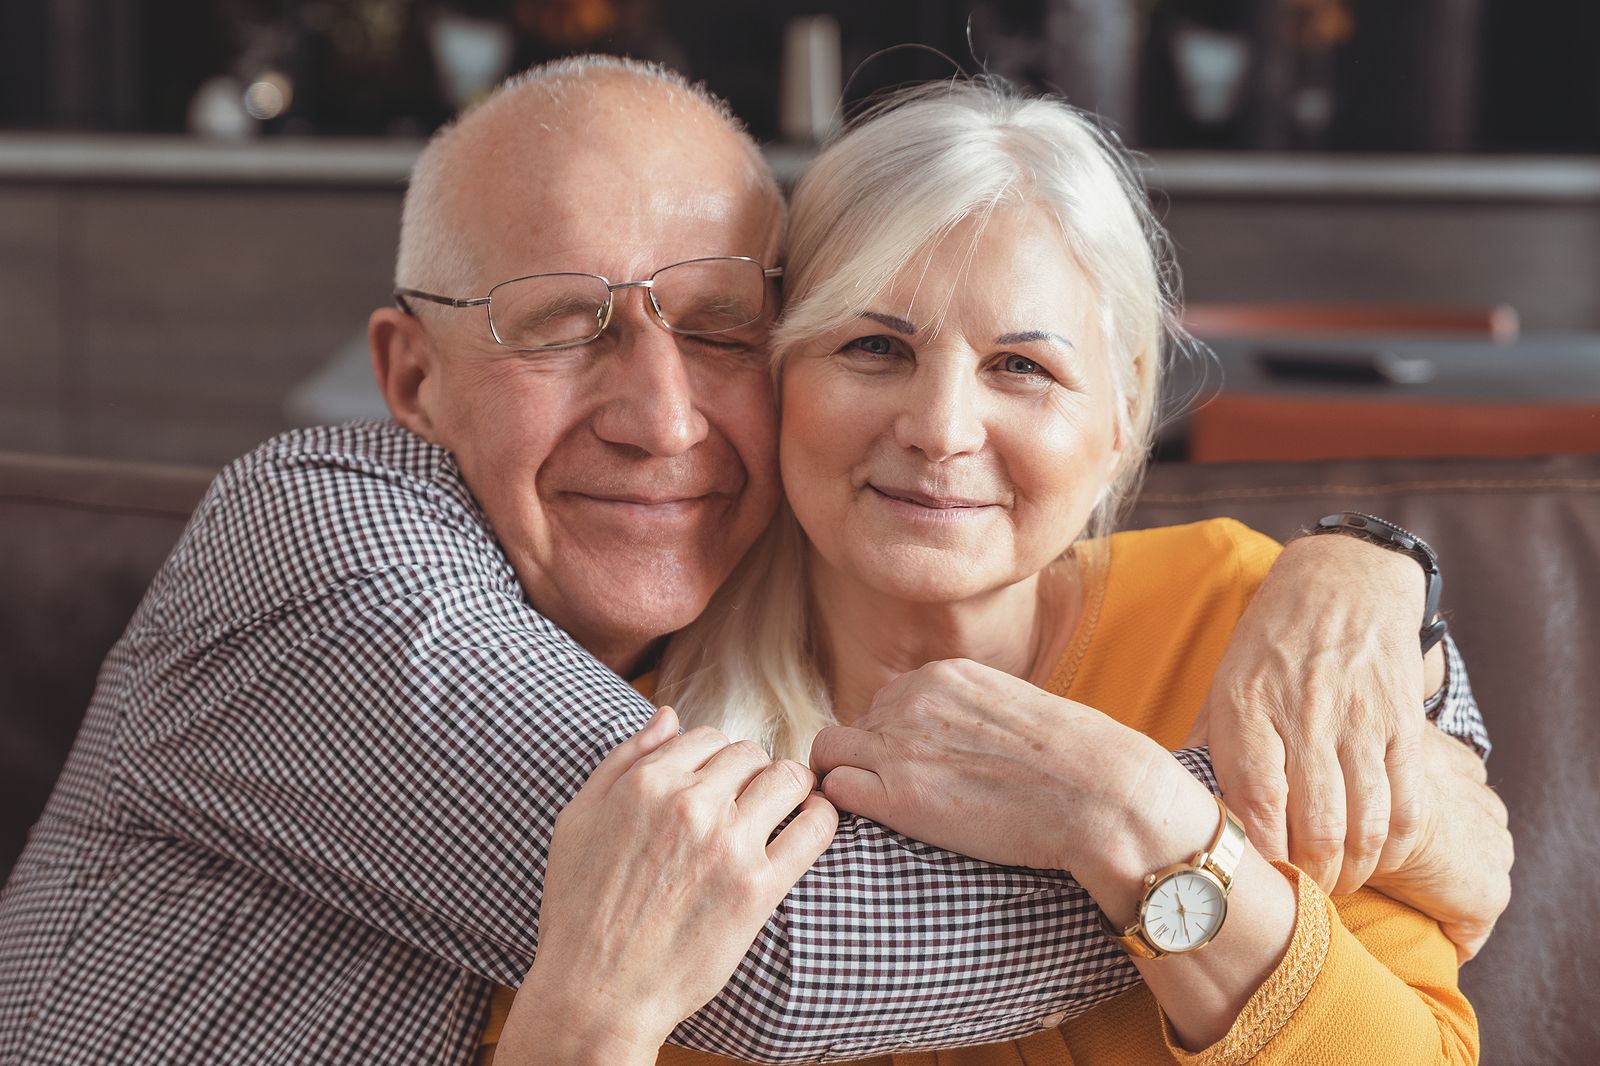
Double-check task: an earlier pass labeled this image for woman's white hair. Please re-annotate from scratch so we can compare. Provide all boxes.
[657,79,1191,763]
[395,54,776,293]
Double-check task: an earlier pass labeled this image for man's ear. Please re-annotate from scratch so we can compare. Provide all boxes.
[370,307,441,440]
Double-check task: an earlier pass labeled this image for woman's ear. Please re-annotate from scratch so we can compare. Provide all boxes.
[1110,350,1150,471]
[369,307,440,440]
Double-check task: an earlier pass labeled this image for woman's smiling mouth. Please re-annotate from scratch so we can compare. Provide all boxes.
[866,483,1001,521]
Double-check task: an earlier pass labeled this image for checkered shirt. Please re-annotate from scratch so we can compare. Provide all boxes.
[0,420,1488,1064]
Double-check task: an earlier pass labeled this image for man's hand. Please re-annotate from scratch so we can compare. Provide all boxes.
[1192,532,1441,896]
[1368,727,1512,963]
[508,707,838,1060]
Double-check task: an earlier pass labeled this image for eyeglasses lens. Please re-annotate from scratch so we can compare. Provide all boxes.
[487,274,611,350]
[486,259,771,351]
[650,258,768,336]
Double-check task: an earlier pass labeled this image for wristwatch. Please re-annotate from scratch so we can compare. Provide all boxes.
[1305,512,1447,655]
[1098,795,1247,960]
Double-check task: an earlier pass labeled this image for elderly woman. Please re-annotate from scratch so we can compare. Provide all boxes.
[490,82,1498,1063]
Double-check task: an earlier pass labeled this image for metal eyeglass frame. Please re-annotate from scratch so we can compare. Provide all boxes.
[392,255,784,352]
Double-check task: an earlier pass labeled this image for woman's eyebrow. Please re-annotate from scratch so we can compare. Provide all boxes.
[995,329,1075,349]
[863,311,918,335]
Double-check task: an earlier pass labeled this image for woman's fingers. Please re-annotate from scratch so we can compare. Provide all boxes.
[819,765,891,822]
[808,724,888,777]
[766,792,839,884]
[736,758,817,829]
[579,706,679,796]
[809,726,897,830]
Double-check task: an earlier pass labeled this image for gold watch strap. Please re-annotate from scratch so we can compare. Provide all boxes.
[1200,794,1247,888]
[1097,795,1246,960]
[1098,910,1165,959]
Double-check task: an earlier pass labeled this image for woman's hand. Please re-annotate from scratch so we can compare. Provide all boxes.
[499,707,839,1065]
[808,658,1166,877]
[807,658,1304,1050]
[1193,532,1443,896]
[1367,726,1512,963]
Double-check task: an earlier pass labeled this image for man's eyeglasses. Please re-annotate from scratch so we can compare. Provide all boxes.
[393,256,783,352]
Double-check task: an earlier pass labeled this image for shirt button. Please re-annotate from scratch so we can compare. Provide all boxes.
[1039,1009,1069,1029]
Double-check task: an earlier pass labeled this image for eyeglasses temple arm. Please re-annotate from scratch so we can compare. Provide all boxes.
[392,288,492,315]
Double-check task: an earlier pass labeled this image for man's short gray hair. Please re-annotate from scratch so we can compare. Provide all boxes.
[395,55,776,295]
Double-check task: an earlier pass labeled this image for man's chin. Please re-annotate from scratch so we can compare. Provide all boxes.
[549,562,724,675]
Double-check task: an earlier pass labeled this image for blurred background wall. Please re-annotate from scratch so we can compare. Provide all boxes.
[6,0,1599,151]
[2,0,1598,466]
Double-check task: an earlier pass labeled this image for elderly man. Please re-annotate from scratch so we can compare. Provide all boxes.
[0,57,1501,1064]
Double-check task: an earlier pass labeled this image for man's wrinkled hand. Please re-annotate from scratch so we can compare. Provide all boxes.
[1368,727,1512,963]
[1199,533,1435,895]
[522,707,838,1054]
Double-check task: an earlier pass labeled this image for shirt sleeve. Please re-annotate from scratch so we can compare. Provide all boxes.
[1429,633,1492,758]
[1161,862,1477,1065]
[105,427,1162,1063]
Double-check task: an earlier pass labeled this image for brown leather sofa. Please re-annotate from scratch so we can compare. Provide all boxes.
[3,448,1597,1063]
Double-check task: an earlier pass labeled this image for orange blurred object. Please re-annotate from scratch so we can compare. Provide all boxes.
[1189,394,1600,462]
[515,0,619,43]
[1183,303,1520,342]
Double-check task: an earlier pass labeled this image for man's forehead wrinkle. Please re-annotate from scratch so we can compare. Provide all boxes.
[480,164,767,260]
[460,194,769,286]
[482,126,746,201]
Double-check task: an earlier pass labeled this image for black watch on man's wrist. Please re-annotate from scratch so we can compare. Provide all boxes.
[1305,512,1447,655]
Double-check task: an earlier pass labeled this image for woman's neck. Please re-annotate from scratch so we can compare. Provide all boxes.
[809,552,1082,724]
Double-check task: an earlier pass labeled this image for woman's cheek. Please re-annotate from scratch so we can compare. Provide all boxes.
[1011,404,1114,533]
[779,389,836,525]
[784,369,859,467]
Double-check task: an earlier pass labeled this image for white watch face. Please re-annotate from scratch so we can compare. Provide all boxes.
[1142,870,1226,953]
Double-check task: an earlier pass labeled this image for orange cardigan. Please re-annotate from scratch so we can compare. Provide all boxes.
[480,519,1478,1065]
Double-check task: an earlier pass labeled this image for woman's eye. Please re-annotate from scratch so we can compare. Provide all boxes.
[1001,353,1048,377]
[843,334,897,357]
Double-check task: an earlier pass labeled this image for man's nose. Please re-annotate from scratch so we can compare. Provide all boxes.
[893,360,986,462]
[591,296,711,457]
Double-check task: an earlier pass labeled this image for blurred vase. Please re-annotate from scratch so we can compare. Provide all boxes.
[1170,19,1250,126]
[428,8,515,110]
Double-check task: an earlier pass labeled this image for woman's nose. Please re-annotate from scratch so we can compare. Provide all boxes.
[893,362,986,462]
